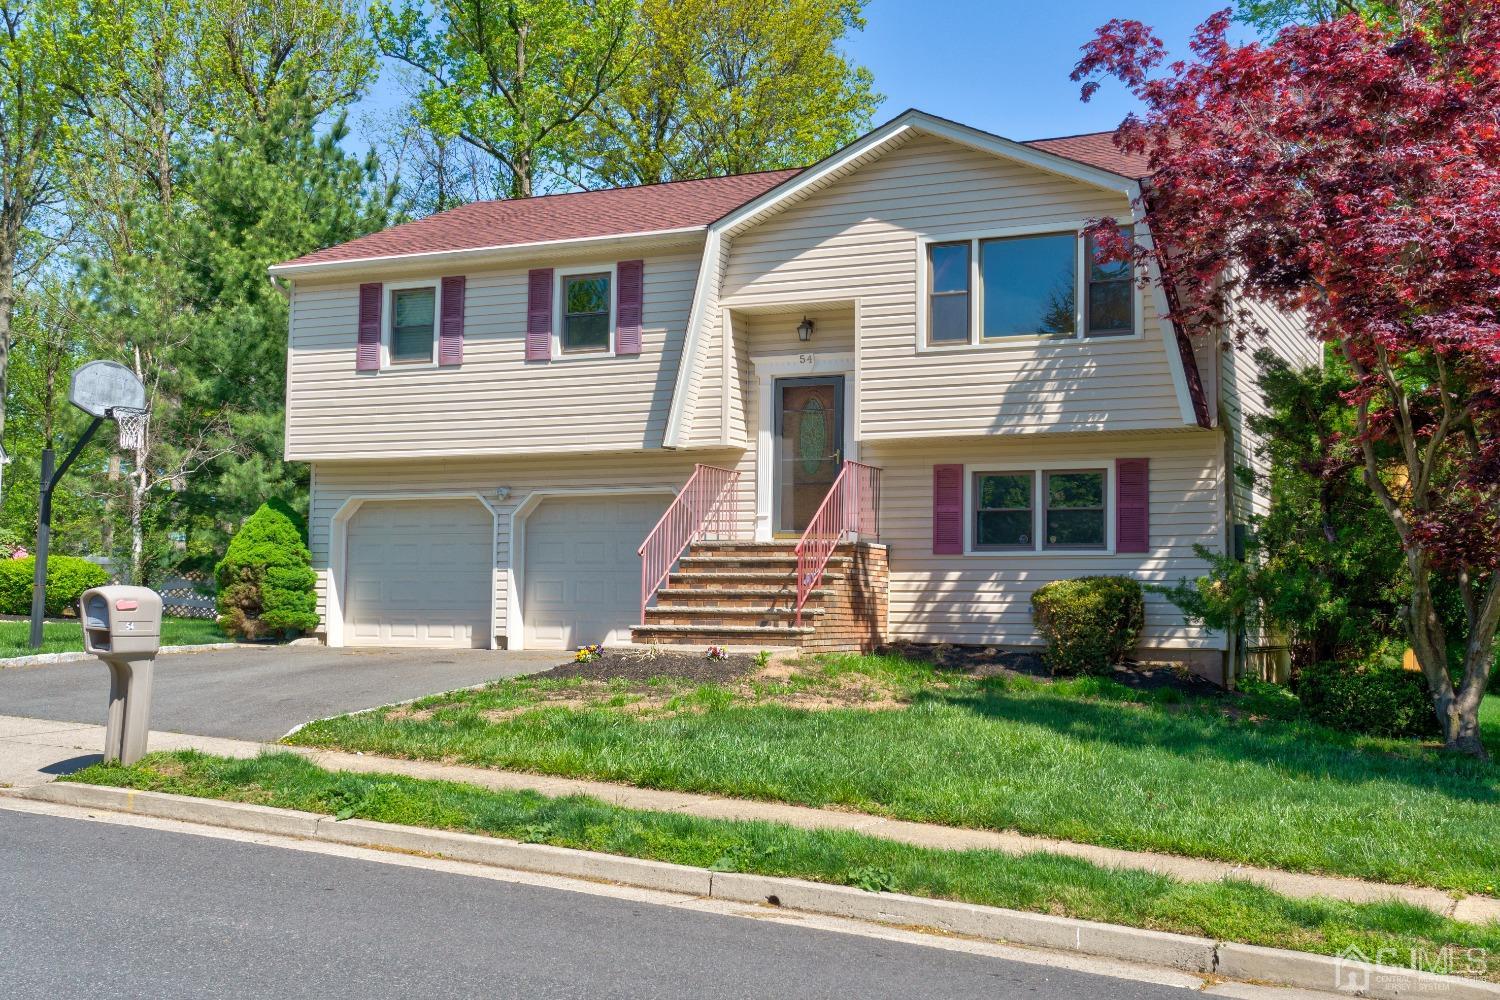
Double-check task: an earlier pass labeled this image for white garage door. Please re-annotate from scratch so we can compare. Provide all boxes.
[345,499,492,648]
[523,494,669,650]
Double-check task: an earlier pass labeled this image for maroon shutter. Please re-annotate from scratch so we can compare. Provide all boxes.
[932,464,964,555]
[438,275,465,366]
[357,282,382,371]
[615,259,643,355]
[1116,458,1150,553]
[526,268,553,361]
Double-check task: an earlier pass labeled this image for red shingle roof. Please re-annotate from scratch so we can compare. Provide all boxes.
[281,169,803,268]
[278,127,1148,270]
[1024,132,1152,180]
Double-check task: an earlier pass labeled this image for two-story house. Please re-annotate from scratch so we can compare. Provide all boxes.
[270,110,1316,683]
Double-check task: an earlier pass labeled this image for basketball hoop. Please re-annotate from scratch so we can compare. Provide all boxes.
[111,407,148,450]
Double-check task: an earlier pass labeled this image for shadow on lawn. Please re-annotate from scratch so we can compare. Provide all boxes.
[931,682,1500,805]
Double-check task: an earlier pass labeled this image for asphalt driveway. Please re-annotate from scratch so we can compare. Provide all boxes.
[0,646,562,741]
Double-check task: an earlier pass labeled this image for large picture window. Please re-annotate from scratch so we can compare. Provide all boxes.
[980,233,1077,339]
[923,225,1136,347]
[561,271,612,353]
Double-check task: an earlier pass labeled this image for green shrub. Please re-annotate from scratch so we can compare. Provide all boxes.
[0,555,110,617]
[1031,576,1145,676]
[215,501,319,640]
[1295,651,1438,739]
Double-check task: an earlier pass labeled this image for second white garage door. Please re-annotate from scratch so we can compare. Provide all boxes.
[522,494,669,649]
[345,499,492,648]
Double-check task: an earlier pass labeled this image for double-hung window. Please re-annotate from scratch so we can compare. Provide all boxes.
[560,271,612,353]
[1085,227,1134,337]
[973,472,1034,550]
[925,226,1135,346]
[389,284,438,364]
[1043,470,1107,549]
[926,242,971,343]
[971,467,1109,552]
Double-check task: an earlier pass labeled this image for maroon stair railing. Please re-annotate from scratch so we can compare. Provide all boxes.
[794,460,881,626]
[639,464,742,623]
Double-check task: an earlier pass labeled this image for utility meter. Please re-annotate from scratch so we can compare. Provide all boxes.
[79,585,163,765]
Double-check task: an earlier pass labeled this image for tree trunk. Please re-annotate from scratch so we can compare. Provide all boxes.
[0,255,13,445]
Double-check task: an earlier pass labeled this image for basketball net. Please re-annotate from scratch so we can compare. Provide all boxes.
[112,407,148,450]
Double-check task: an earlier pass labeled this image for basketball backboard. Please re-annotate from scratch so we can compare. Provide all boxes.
[70,360,146,419]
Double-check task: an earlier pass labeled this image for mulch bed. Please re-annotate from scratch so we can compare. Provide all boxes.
[535,648,759,684]
[878,641,1225,697]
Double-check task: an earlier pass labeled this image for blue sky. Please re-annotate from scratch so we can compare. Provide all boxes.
[346,1,1244,160]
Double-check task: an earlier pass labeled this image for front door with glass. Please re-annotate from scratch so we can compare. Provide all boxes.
[774,376,845,535]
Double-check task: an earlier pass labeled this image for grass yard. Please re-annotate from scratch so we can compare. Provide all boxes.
[286,652,1500,895]
[67,750,1500,980]
[0,616,224,658]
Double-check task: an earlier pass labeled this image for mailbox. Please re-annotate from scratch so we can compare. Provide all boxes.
[79,585,163,766]
[82,585,163,659]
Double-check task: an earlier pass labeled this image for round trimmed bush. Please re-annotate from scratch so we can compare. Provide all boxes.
[0,555,110,617]
[1031,575,1145,676]
[215,500,318,640]
[1294,657,1438,739]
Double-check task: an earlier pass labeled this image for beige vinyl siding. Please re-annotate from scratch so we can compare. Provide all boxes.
[1220,297,1321,521]
[308,451,739,641]
[718,134,1189,439]
[864,430,1225,649]
[286,247,701,461]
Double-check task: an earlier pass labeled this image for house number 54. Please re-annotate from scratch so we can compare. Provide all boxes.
[798,353,816,366]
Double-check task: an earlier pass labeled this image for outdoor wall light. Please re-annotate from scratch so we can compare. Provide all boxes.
[797,317,814,342]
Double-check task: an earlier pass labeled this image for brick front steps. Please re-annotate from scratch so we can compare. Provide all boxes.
[633,541,888,652]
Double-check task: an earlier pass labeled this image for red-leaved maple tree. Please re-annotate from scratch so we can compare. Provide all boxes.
[1073,1,1500,756]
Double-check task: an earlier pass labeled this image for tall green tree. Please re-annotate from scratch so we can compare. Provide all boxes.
[0,0,72,446]
[83,89,393,581]
[585,0,879,187]
[371,0,636,198]
[1237,0,1401,32]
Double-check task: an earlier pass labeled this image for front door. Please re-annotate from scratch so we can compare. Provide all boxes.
[774,376,845,535]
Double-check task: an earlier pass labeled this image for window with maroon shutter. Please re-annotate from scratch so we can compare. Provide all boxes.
[1115,458,1150,552]
[615,259,643,355]
[439,275,465,366]
[932,464,964,554]
[526,268,553,361]
[356,282,382,371]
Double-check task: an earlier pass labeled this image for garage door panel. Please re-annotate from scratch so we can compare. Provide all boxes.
[345,499,492,648]
[523,494,669,650]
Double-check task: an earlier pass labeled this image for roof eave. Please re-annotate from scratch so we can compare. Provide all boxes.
[268,224,708,279]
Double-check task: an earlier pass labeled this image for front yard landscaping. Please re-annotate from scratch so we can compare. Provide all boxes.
[285,651,1500,895]
[0,616,225,658]
[67,750,1500,979]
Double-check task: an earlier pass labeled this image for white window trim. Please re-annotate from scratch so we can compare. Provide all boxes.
[915,221,1146,353]
[382,278,442,370]
[963,461,1116,557]
[552,262,619,361]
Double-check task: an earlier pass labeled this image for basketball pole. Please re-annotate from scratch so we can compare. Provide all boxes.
[29,416,104,650]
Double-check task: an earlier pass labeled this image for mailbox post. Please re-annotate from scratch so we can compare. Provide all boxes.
[80,585,163,765]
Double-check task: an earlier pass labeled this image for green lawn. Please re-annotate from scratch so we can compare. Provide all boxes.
[0,616,224,658]
[1484,695,1499,751]
[286,653,1500,895]
[67,751,1500,980]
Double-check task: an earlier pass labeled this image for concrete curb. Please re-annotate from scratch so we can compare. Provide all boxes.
[20,782,1499,998]
[0,642,262,669]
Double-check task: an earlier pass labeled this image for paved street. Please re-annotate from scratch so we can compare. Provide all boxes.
[1,807,1206,1000]
[0,646,560,740]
